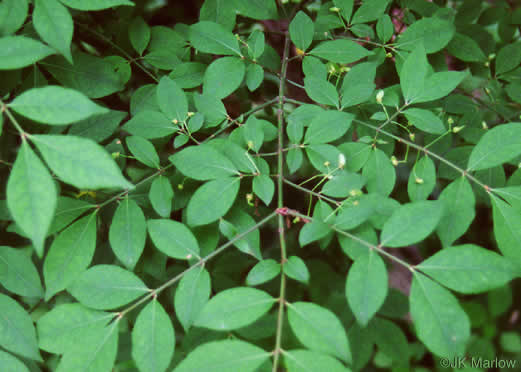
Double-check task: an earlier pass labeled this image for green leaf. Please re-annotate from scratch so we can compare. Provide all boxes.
[169,62,206,89]
[187,177,240,226]
[6,142,57,257]
[287,147,303,174]
[338,224,376,261]
[246,259,280,286]
[219,209,262,259]
[149,176,174,218]
[491,195,521,266]
[500,332,521,353]
[68,264,149,310]
[400,43,428,104]
[247,30,265,59]
[334,194,374,230]
[246,63,264,92]
[200,0,236,30]
[0,246,43,298]
[407,156,436,201]
[0,293,41,361]
[170,144,239,181]
[148,219,200,260]
[304,77,339,107]
[467,123,521,171]
[173,340,270,372]
[10,86,108,125]
[403,108,446,134]
[299,201,334,247]
[304,110,353,144]
[204,56,245,99]
[126,136,160,169]
[447,33,486,62]
[340,62,376,108]
[157,76,188,122]
[283,256,310,284]
[488,285,512,318]
[109,198,146,270]
[37,303,112,354]
[306,144,342,173]
[380,200,443,247]
[283,349,351,372]
[243,116,264,152]
[0,36,55,70]
[69,110,126,143]
[0,0,28,36]
[195,287,276,330]
[322,170,366,198]
[194,93,227,126]
[123,110,176,139]
[174,266,211,332]
[367,317,409,365]
[346,250,388,327]
[0,351,29,372]
[299,219,330,247]
[44,213,97,300]
[362,148,396,196]
[31,134,134,190]
[44,52,125,98]
[338,142,371,172]
[414,71,468,104]
[333,0,354,23]
[189,21,241,56]
[235,0,277,20]
[436,177,475,247]
[33,0,73,62]
[289,11,314,51]
[56,322,118,372]
[417,244,518,294]
[352,0,391,24]
[496,41,521,75]
[398,16,455,53]
[129,16,150,55]
[58,0,134,10]
[46,197,93,235]
[287,302,351,363]
[410,272,470,358]
[253,174,274,206]
[310,39,371,64]
[132,299,175,372]
[376,14,393,43]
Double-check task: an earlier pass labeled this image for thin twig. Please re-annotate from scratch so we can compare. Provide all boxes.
[273,34,291,372]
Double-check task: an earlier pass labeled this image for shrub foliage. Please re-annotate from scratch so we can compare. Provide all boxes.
[0,0,521,370]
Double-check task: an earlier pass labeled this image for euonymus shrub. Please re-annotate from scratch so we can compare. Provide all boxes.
[0,0,520,370]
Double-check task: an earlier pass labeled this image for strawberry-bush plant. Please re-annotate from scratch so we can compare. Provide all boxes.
[1,0,521,370]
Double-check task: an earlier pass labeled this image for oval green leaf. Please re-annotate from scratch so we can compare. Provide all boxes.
[148,219,200,260]
[31,134,134,190]
[6,141,57,257]
[132,299,175,372]
[380,200,443,247]
[44,213,97,300]
[194,287,276,330]
[68,264,149,310]
[109,198,146,270]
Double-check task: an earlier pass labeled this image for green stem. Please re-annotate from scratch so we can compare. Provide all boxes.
[1,100,26,136]
[119,211,278,318]
[273,34,291,372]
